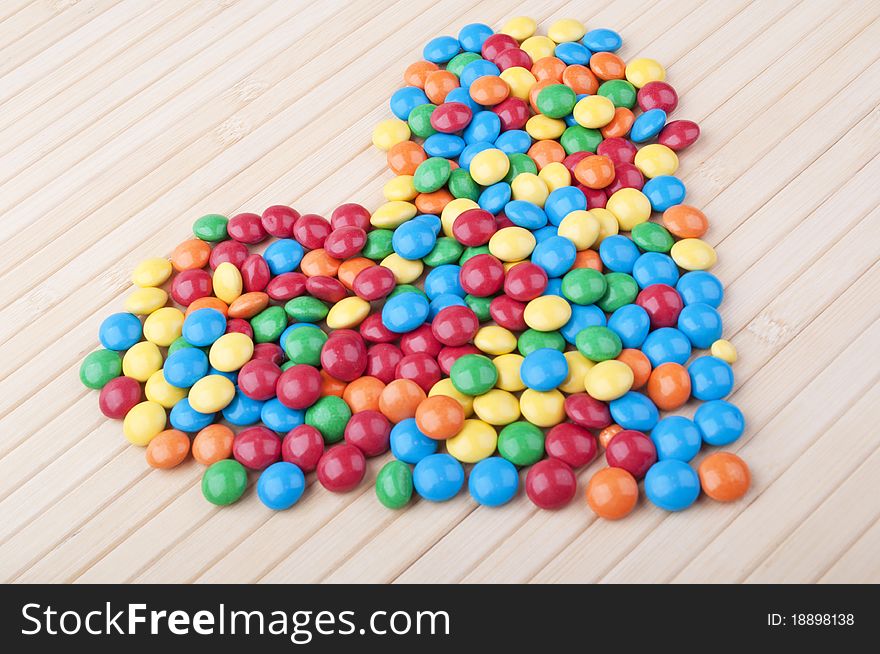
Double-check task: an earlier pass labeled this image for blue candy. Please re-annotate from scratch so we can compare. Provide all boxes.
[544,186,587,225]
[688,356,734,400]
[99,312,142,351]
[463,110,501,144]
[460,59,500,88]
[532,224,558,243]
[260,398,305,433]
[423,35,461,63]
[644,460,700,511]
[382,293,430,333]
[222,389,264,426]
[650,416,702,462]
[694,400,745,446]
[458,23,493,52]
[413,453,465,502]
[632,252,680,288]
[392,219,437,260]
[555,41,591,65]
[390,86,430,120]
[429,293,467,319]
[458,141,495,169]
[630,108,667,143]
[445,86,481,113]
[263,239,304,275]
[169,398,215,432]
[257,462,306,510]
[607,304,650,348]
[543,277,564,299]
[609,391,659,431]
[182,308,226,347]
[677,302,723,349]
[641,327,692,366]
[599,234,641,273]
[494,129,532,154]
[676,271,723,307]
[163,347,209,388]
[583,28,622,52]
[643,175,686,211]
[390,418,438,464]
[505,200,548,230]
[478,182,511,214]
[468,457,519,506]
[520,348,569,391]
[424,264,464,298]
[561,303,606,344]
[424,133,466,158]
[531,235,576,277]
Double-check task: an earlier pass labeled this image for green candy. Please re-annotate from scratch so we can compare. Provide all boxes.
[450,354,498,396]
[280,360,296,371]
[413,157,451,193]
[561,268,607,305]
[446,51,481,77]
[631,222,675,252]
[375,460,413,509]
[167,336,195,355]
[497,421,545,466]
[193,214,228,242]
[447,168,482,201]
[202,459,248,506]
[576,325,623,361]
[459,245,491,265]
[388,284,426,298]
[284,325,327,365]
[518,329,566,356]
[306,395,351,443]
[598,272,639,312]
[560,125,602,155]
[423,237,464,266]
[285,296,329,323]
[408,103,437,138]
[503,152,538,183]
[250,306,287,343]
[79,349,122,389]
[536,84,577,118]
[465,294,493,322]
[598,79,637,108]
[362,229,394,260]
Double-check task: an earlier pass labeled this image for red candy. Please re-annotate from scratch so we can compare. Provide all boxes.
[353,265,396,301]
[491,97,529,131]
[261,205,299,238]
[233,426,282,470]
[605,430,657,479]
[394,352,442,392]
[306,275,347,303]
[317,443,366,492]
[276,364,322,409]
[281,424,324,472]
[596,137,637,165]
[430,102,472,133]
[489,295,527,331]
[431,305,479,346]
[266,271,306,301]
[241,254,271,292]
[330,203,371,230]
[252,342,284,365]
[324,226,366,259]
[637,81,678,113]
[459,253,505,296]
[605,162,645,194]
[320,332,367,382]
[366,343,403,383]
[237,359,282,401]
[563,151,590,175]
[343,410,391,456]
[493,47,532,71]
[209,240,248,269]
[658,120,700,151]
[360,314,398,344]
[99,376,141,419]
[437,344,480,375]
[503,262,547,301]
[293,214,331,249]
[564,393,612,429]
[579,185,607,209]
[226,318,253,338]
[170,269,212,306]
[399,323,443,357]
[452,208,497,246]
[636,283,684,329]
[545,423,598,468]
[525,458,577,509]
[482,33,518,61]
[227,212,268,244]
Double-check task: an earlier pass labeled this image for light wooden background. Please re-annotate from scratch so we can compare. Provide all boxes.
[0,0,878,585]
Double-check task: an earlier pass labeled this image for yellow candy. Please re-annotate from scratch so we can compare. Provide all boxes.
[123,400,167,446]
[122,341,163,382]
[520,35,556,61]
[488,226,536,262]
[526,114,566,140]
[212,261,243,304]
[440,198,479,237]
[209,332,254,372]
[558,350,594,394]
[145,369,187,409]
[383,175,417,202]
[589,208,619,247]
[188,374,235,413]
[605,188,652,231]
[445,419,498,463]
[584,360,633,401]
[547,18,586,43]
[493,353,526,392]
[538,161,571,192]
[371,201,417,229]
[524,295,572,331]
[468,148,510,186]
[501,16,536,41]
[473,389,520,426]
[380,253,423,284]
[326,296,371,329]
[132,257,172,287]
[634,144,679,178]
[557,210,600,250]
[625,57,666,88]
[474,325,517,355]
[573,95,616,128]
[429,378,474,417]
[510,172,549,206]
[142,306,184,347]
[499,66,537,100]
[711,339,738,363]
[671,238,717,270]
[372,118,411,151]
[124,287,168,315]
[519,389,565,427]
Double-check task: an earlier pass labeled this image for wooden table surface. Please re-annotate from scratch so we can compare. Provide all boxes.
[1,0,878,584]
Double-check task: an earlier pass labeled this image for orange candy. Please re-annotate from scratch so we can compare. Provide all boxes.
[527,139,565,170]
[600,107,635,139]
[300,248,341,277]
[320,370,347,397]
[227,291,269,319]
[415,188,454,214]
[698,452,751,502]
[598,424,623,449]
[342,376,386,413]
[662,204,709,238]
[387,141,427,176]
[617,348,652,389]
[425,70,459,104]
[573,249,603,271]
[192,424,234,465]
[404,60,439,88]
[528,79,555,112]
[586,467,639,519]
[469,75,509,105]
[531,56,566,82]
[145,429,190,469]
[574,155,615,189]
[171,239,211,271]
[414,395,465,440]
[590,52,626,80]
[562,64,598,95]
[337,257,375,289]
[379,379,426,423]
[646,362,691,410]
[185,296,228,317]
